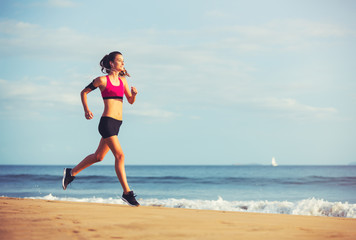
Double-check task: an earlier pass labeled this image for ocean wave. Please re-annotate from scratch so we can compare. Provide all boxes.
[2,174,355,186]
[129,176,356,186]
[0,174,61,182]
[26,194,356,218]
[0,174,117,183]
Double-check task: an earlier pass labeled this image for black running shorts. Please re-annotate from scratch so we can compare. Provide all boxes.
[98,116,123,139]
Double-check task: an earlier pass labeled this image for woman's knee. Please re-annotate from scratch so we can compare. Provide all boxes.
[94,153,105,162]
[114,152,125,162]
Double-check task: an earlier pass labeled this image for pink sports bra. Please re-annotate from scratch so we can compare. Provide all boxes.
[101,75,124,100]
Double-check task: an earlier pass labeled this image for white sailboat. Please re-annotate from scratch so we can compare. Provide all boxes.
[271,157,278,167]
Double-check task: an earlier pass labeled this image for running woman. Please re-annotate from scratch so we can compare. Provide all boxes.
[62,51,139,206]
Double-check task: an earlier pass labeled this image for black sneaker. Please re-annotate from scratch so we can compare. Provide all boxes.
[121,191,140,207]
[62,168,75,190]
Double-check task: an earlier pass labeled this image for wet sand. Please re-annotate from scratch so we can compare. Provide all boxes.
[1,197,355,239]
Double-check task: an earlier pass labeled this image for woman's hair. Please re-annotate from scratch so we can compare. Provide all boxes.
[100,51,130,77]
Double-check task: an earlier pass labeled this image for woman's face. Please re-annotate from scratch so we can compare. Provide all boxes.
[111,54,124,72]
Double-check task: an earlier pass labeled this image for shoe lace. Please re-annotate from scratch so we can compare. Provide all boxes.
[128,192,138,200]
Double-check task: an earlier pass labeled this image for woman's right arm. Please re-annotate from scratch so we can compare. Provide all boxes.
[80,77,102,120]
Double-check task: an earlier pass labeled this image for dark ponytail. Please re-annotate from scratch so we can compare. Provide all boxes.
[99,51,130,77]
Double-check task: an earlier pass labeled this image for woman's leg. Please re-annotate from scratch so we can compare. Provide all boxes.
[71,138,110,176]
[104,136,131,194]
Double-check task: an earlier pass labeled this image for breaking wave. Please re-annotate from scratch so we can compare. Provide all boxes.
[26,194,356,218]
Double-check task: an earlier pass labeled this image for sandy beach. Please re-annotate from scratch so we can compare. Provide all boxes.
[1,197,355,240]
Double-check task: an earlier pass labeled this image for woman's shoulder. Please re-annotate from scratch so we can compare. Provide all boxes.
[95,75,108,84]
[120,76,128,84]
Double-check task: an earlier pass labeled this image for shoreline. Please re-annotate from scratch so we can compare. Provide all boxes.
[1,197,356,240]
[20,194,356,218]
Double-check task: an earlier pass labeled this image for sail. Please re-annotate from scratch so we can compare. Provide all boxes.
[271,157,278,167]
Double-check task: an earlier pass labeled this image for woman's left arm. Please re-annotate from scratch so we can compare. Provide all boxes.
[122,77,137,104]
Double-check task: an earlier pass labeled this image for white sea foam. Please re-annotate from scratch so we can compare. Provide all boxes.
[27,194,356,218]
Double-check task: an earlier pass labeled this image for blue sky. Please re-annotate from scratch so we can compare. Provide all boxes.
[0,0,355,165]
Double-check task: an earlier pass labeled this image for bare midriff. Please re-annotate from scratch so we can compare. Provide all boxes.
[102,98,124,120]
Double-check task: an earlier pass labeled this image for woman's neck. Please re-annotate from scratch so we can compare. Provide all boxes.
[109,70,119,79]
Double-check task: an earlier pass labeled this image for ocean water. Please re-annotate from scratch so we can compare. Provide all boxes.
[1,165,355,218]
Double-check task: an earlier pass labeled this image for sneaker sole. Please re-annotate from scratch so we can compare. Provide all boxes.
[121,197,140,207]
[62,168,67,190]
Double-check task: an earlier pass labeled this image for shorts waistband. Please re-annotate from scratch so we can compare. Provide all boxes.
[101,116,122,122]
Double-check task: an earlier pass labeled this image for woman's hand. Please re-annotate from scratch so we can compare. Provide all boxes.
[85,110,94,120]
[131,86,138,96]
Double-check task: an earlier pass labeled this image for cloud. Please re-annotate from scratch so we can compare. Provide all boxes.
[47,0,77,8]
[0,18,350,121]
[0,78,179,120]
[0,20,106,59]
[0,78,80,105]
[204,10,229,18]
[1,17,353,66]
[255,97,338,120]
[209,19,355,53]
[125,103,179,119]
[1,18,353,59]
[0,77,82,119]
